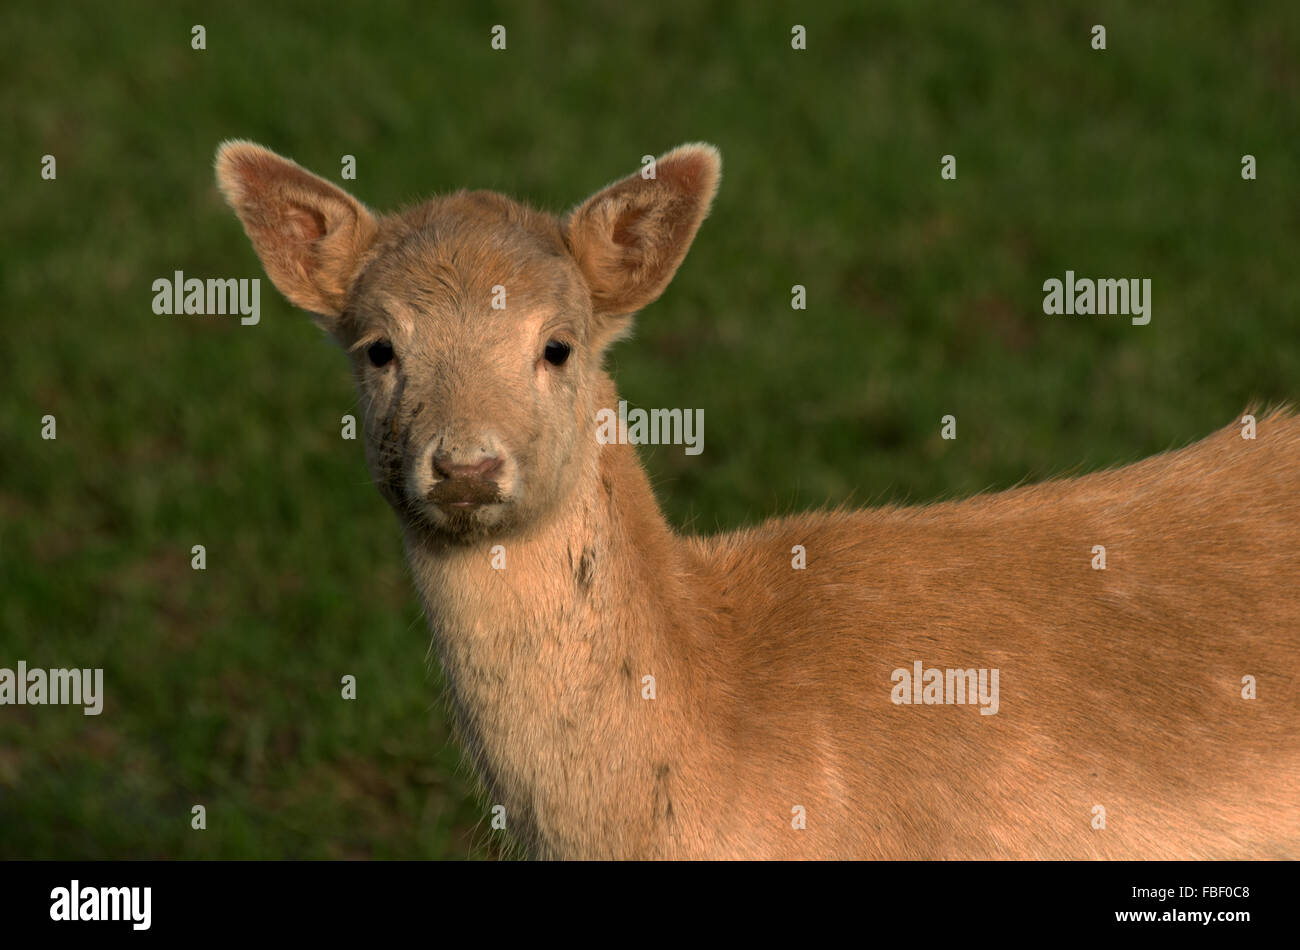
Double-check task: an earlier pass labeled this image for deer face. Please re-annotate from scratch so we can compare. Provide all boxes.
[341,198,596,541]
[216,142,720,542]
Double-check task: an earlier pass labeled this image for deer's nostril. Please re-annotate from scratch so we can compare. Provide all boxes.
[432,451,504,481]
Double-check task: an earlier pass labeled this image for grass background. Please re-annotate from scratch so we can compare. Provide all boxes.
[1,0,1296,858]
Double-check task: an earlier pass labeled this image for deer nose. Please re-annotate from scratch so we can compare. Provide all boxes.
[432,451,504,481]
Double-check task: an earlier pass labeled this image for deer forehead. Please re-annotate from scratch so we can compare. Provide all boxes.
[347,212,589,342]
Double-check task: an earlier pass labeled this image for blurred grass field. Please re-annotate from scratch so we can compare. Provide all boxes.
[1,0,1297,858]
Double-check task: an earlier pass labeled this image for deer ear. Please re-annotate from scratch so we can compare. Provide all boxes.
[215,140,377,328]
[565,143,720,328]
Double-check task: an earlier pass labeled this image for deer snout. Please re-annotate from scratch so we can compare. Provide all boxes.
[432,451,504,481]
[420,434,512,514]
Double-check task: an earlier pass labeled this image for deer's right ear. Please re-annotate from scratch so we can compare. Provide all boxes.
[215,141,377,328]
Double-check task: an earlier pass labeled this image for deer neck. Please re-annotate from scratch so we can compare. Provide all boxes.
[400,406,709,857]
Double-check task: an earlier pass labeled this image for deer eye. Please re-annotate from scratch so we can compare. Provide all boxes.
[543,339,571,366]
[367,340,395,367]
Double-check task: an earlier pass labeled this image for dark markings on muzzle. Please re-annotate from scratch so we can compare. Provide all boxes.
[379,369,408,492]
[428,477,501,506]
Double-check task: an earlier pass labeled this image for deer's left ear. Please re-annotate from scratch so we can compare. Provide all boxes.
[565,144,721,332]
[215,140,378,331]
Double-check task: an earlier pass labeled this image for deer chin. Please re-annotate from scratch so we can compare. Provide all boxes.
[407,482,512,542]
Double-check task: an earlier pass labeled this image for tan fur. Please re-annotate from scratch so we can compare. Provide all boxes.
[216,141,1300,859]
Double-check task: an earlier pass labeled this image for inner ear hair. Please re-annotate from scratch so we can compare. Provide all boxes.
[565,143,721,319]
[214,140,378,323]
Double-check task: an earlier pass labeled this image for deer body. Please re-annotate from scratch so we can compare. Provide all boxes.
[217,141,1300,858]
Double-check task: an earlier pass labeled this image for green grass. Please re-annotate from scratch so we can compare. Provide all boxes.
[1,0,1296,858]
